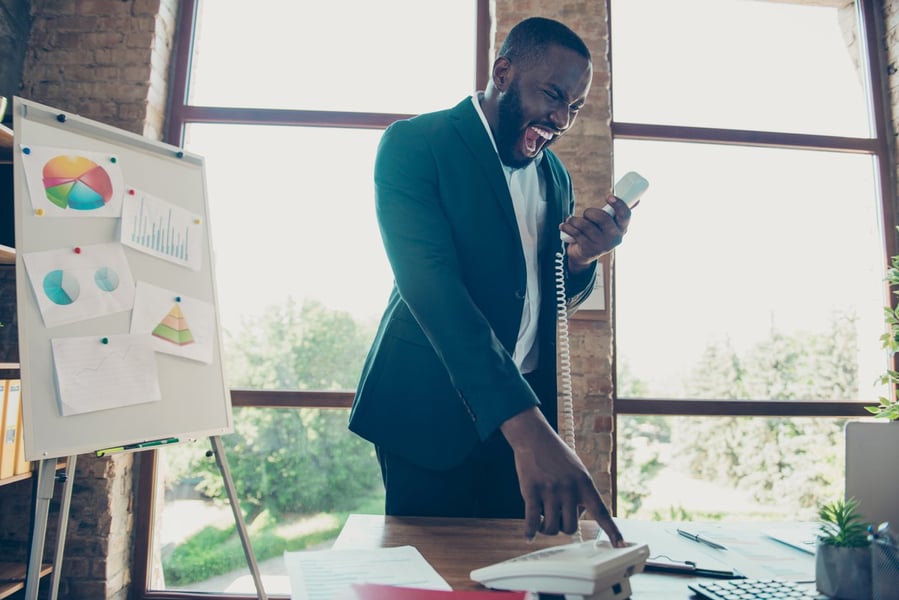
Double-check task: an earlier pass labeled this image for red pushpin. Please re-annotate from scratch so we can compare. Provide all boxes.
[74,247,82,254]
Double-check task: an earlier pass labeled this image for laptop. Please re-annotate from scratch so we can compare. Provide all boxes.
[844,421,899,529]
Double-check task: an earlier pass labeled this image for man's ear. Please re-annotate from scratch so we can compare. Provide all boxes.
[492,57,513,92]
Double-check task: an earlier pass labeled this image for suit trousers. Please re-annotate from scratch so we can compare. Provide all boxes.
[376,428,524,519]
[375,373,555,519]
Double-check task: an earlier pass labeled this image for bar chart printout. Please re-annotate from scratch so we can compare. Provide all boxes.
[121,190,203,271]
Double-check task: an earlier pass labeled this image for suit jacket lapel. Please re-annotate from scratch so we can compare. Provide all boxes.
[449,99,519,236]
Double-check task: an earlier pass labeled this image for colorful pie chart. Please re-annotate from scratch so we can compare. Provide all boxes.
[42,155,114,210]
[43,269,80,305]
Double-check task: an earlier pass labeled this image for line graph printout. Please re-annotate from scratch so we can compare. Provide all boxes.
[51,333,161,416]
[121,189,204,271]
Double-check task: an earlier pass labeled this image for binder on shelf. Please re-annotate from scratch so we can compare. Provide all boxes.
[13,381,30,474]
[1,378,20,478]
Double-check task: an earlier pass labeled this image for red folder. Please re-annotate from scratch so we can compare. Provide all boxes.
[343,583,535,599]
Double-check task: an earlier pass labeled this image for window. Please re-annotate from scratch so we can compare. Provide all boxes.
[610,0,888,520]
[134,1,485,596]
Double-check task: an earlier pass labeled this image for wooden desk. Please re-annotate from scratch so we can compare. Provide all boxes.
[333,514,703,598]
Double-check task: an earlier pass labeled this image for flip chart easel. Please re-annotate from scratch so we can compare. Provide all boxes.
[10,97,267,599]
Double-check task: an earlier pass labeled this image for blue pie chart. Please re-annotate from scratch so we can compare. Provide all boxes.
[94,267,120,292]
[43,269,80,305]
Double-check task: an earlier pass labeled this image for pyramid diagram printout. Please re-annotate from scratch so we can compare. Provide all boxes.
[130,280,215,364]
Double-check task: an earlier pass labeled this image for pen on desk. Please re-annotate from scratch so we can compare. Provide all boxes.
[645,559,744,579]
[677,528,728,550]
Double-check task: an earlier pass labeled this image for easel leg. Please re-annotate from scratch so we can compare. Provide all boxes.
[25,456,75,600]
[209,435,268,600]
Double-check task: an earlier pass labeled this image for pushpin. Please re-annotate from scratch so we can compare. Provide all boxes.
[35,208,44,216]
[110,156,117,163]
[56,113,66,123]
[176,150,184,158]
[22,147,30,154]
[194,218,201,225]
[128,188,136,195]
[101,337,109,344]
[74,247,82,254]
[175,296,182,303]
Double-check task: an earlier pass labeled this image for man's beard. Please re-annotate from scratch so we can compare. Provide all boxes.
[495,80,534,169]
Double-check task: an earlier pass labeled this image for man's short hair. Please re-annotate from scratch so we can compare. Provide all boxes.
[497,17,591,69]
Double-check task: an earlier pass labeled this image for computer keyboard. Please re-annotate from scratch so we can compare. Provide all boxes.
[689,579,822,599]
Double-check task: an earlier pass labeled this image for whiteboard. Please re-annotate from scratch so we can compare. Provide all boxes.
[12,97,233,460]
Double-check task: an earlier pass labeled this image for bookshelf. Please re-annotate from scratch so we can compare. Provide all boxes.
[0,562,51,599]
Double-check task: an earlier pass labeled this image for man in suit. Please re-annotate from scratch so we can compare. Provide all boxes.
[349,17,630,545]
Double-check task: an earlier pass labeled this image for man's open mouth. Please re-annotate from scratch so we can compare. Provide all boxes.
[521,125,554,156]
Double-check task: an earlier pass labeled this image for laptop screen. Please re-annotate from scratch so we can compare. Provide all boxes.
[845,421,899,529]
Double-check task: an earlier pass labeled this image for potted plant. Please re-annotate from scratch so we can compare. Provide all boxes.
[815,496,872,599]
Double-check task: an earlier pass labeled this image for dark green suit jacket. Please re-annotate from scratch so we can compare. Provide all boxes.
[349,97,596,470]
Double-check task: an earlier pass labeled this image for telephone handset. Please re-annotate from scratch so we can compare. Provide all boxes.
[560,171,649,243]
[470,539,650,600]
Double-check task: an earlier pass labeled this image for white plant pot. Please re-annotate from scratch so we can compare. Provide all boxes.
[815,543,872,599]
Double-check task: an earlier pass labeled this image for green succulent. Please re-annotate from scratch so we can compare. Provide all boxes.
[817,497,870,548]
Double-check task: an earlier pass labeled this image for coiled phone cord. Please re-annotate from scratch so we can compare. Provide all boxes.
[555,245,583,543]
[555,248,576,452]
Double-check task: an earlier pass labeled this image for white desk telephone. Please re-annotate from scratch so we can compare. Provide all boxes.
[470,539,650,600]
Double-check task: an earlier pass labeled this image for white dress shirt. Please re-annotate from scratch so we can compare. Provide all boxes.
[471,94,546,374]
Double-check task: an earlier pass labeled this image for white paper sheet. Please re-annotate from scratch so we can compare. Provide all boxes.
[23,242,136,328]
[120,188,204,271]
[284,545,451,600]
[131,281,215,364]
[51,333,161,416]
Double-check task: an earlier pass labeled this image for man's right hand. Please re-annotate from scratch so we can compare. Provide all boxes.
[500,407,625,546]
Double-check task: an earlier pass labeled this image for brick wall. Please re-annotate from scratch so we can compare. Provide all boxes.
[21,0,176,139]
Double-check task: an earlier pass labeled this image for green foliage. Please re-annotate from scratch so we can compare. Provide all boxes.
[222,297,376,391]
[870,244,899,420]
[818,497,870,548]
[173,298,383,519]
[189,407,383,519]
[163,510,347,585]
[615,362,669,517]
[670,314,857,516]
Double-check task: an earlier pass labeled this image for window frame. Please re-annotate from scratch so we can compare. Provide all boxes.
[133,2,890,596]
[132,2,490,598]
[608,0,893,420]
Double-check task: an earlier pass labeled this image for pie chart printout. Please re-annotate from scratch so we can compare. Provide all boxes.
[94,267,120,292]
[42,154,114,210]
[42,269,80,305]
